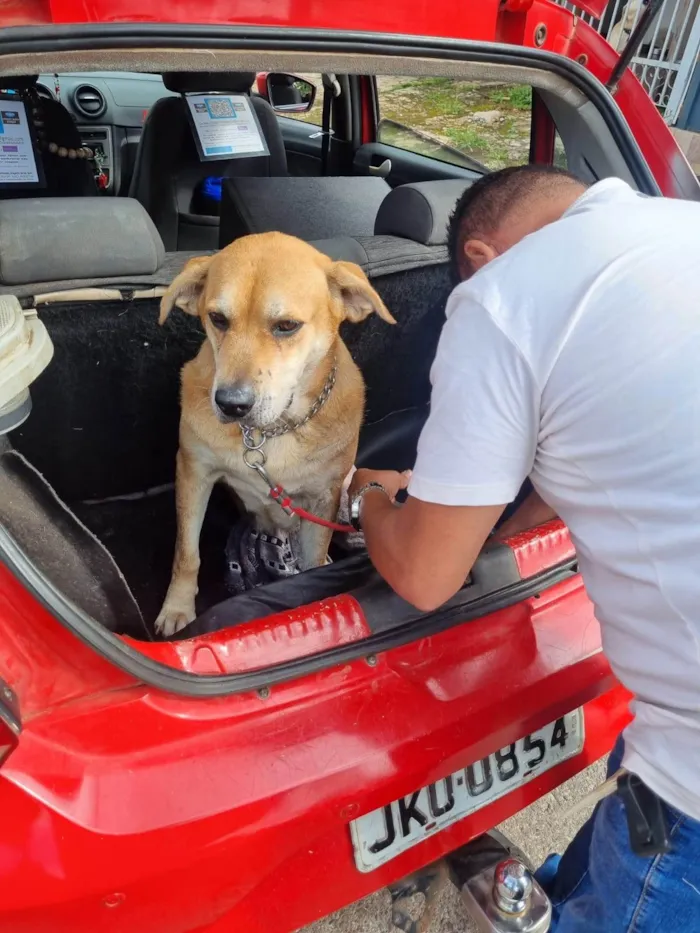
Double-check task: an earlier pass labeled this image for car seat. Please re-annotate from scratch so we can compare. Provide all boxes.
[129,72,288,251]
[0,76,97,198]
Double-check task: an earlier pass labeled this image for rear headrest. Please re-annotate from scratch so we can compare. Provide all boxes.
[374,180,474,246]
[308,236,369,266]
[0,198,165,286]
[220,176,391,247]
[163,72,256,94]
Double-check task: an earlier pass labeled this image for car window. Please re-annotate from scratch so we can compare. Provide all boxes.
[554,130,568,168]
[376,77,533,172]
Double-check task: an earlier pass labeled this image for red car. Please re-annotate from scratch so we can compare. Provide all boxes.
[0,1,697,931]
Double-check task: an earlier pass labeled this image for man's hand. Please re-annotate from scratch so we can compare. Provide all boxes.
[348,468,412,503]
[352,472,505,611]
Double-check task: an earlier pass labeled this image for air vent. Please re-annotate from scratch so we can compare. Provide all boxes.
[35,84,54,101]
[73,84,106,119]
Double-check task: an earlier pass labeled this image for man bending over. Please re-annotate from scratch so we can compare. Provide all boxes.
[348,166,700,932]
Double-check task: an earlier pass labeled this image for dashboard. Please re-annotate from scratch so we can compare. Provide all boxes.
[36,72,177,194]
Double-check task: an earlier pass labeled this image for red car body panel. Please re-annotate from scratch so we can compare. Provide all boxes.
[0,0,684,929]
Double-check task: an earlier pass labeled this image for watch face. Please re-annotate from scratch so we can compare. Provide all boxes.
[350,495,362,530]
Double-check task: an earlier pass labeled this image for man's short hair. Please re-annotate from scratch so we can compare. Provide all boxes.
[448,164,587,282]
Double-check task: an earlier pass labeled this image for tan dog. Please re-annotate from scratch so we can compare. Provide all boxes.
[155,232,395,636]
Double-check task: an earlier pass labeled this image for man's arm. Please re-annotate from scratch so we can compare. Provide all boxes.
[492,490,558,542]
[349,294,542,611]
[354,475,504,611]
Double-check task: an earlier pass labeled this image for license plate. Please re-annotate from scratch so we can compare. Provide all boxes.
[350,709,585,872]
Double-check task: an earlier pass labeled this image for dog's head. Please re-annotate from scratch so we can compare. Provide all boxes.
[160,232,395,427]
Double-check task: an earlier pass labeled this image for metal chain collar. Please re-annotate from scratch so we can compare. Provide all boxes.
[241,361,337,475]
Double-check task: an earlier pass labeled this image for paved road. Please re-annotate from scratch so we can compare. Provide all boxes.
[304,759,606,933]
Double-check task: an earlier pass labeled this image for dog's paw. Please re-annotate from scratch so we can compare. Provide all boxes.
[155,605,196,638]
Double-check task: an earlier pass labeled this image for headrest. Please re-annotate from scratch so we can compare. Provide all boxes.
[0,75,38,91]
[163,72,256,94]
[0,198,165,286]
[307,236,369,266]
[220,176,390,247]
[374,180,474,246]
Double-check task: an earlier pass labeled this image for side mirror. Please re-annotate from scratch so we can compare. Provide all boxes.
[265,73,317,114]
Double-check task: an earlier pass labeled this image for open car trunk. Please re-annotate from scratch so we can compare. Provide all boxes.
[0,242,578,661]
[0,32,685,689]
[7,252,448,618]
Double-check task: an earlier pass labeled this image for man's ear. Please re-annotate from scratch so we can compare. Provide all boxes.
[463,238,498,274]
[327,260,396,325]
[159,255,213,324]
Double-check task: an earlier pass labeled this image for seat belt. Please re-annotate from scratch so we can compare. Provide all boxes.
[320,73,341,175]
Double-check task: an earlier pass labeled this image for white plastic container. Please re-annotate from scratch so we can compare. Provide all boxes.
[0,296,53,434]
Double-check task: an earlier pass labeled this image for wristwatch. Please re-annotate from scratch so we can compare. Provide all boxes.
[349,482,388,531]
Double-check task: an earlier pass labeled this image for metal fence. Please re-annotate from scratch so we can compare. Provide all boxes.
[556,0,700,123]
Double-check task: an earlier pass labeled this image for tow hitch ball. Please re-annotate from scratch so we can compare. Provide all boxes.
[460,857,551,933]
[450,832,552,933]
[388,832,552,933]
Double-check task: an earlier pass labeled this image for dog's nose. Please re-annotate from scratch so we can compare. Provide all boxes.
[214,384,256,419]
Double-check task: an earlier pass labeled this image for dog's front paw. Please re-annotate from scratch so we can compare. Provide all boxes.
[155,604,196,638]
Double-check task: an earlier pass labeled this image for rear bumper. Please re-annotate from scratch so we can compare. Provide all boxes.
[218,687,628,933]
[0,565,630,933]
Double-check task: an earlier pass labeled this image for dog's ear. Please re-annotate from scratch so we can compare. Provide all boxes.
[327,261,396,325]
[159,255,213,324]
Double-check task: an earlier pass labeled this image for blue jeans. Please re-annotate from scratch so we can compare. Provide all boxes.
[538,738,700,932]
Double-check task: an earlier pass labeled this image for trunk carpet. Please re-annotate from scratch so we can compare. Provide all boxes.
[8,263,453,635]
[72,485,237,627]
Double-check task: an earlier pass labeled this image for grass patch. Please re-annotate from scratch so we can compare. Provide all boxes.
[487,85,533,110]
[444,126,509,165]
[377,77,533,170]
[391,76,458,92]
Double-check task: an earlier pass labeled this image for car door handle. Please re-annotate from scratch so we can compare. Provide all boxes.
[368,158,392,179]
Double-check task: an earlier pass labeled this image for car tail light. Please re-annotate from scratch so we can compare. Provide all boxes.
[0,679,20,766]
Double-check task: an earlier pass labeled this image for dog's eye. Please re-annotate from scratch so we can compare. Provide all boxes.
[209,311,229,331]
[273,320,302,337]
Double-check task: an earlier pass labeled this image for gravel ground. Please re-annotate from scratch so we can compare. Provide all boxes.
[303,759,607,933]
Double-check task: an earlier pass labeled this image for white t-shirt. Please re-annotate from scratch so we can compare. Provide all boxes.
[409,178,700,820]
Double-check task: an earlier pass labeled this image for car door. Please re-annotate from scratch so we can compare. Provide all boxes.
[275,114,326,175]
[255,71,327,176]
[353,75,538,187]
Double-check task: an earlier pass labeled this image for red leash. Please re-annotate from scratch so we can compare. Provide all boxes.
[239,420,355,534]
[269,484,354,534]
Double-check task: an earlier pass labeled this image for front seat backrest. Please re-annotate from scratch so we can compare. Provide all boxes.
[129,71,288,251]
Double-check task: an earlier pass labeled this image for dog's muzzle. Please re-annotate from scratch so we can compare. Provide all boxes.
[214,383,256,421]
